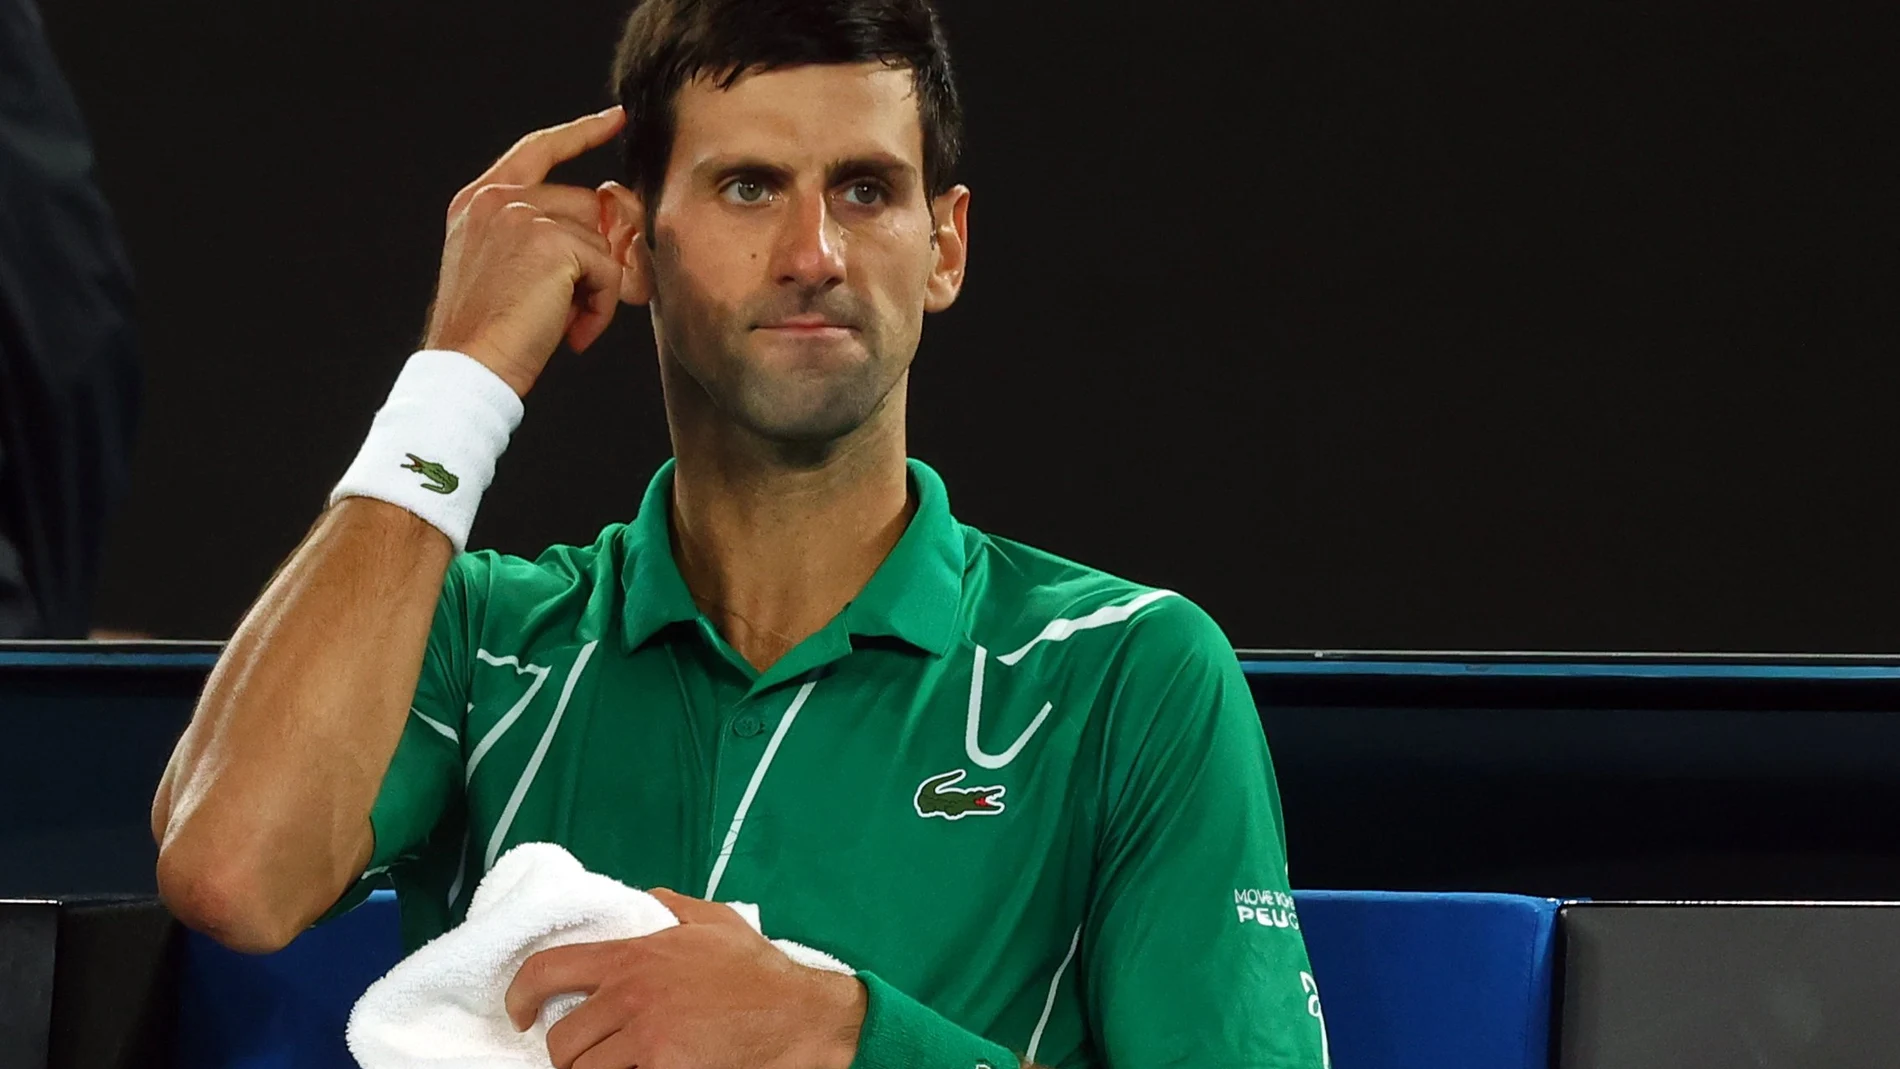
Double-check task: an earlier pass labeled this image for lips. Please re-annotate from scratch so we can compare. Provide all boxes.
[756,316,856,331]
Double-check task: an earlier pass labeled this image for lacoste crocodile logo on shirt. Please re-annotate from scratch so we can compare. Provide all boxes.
[401,453,459,495]
[914,769,1006,819]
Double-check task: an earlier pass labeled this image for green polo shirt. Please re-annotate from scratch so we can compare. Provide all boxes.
[322,459,1327,1068]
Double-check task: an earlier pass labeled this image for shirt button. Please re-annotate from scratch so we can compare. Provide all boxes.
[732,715,764,738]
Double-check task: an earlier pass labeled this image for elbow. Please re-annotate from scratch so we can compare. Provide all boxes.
[156,842,304,955]
[150,779,173,849]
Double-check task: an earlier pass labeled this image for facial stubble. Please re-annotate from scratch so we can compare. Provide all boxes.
[648,229,917,459]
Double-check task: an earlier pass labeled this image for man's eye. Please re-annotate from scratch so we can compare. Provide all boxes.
[722,180,769,204]
[842,181,884,206]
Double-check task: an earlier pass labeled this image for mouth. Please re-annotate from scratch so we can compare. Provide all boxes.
[754,315,858,337]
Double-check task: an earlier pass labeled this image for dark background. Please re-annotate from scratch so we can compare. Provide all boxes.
[37,0,1898,649]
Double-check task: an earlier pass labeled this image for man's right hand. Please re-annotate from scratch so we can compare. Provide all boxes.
[422,106,630,399]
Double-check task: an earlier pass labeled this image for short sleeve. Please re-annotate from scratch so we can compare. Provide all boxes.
[312,555,474,927]
[1084,599,1330,1068]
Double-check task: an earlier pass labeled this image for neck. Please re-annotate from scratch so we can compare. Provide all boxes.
[664,377,913,673]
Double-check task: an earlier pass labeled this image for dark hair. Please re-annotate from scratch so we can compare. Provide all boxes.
[609,0,963,210]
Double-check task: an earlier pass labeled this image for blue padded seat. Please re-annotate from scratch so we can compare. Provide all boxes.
[175,889,402,1069]
[1295,890,1560,1069]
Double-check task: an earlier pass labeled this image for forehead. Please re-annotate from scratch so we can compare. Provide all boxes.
[669,62,925,171]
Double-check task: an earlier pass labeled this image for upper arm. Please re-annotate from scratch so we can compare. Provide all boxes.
[312,554,477,925]
[1084,600,1328,1068]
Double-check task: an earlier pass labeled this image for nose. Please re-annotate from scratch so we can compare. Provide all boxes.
[770,189,846,292]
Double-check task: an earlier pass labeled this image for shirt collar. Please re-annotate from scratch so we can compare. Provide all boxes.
[839,458,965,657]
[618,458,966,658]
[618,459,702,653]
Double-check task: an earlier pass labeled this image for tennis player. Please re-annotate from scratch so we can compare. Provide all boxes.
[153,1,1328,1065]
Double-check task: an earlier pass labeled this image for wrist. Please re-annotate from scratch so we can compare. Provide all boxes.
[419,331,537,399]
[327,350,524,553]
[795,969,867,1069]
[443,341,536,400]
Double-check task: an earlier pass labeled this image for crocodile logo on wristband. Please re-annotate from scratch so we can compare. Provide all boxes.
[401,453,460,495]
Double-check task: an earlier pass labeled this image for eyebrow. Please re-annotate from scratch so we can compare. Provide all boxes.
[695,153,918,190]
[826,154,915,189]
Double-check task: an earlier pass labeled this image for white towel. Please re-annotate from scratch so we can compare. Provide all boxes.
[346,842,853,1069]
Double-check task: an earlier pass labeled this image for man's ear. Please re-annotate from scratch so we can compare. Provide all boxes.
[598,181,653,306]
[924,184,971,313]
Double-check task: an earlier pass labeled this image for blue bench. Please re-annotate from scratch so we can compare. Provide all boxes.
[177,889,1559,1069]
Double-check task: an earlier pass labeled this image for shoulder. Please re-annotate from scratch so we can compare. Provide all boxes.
[452,525,623,591]
[962,527,1233,682]
[444,524,628,647]
[962,532,1261,810]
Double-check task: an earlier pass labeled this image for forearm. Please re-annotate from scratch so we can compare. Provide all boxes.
[154,497,450,950]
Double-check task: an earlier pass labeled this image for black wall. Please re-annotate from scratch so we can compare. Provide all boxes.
[39,0,1897,649]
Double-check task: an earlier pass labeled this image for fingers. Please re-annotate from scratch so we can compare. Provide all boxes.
[485,106,626,190]
[452,181,604,232]
[563,229,626,353]
[456,195,620,353]
[544,990,632,1069]
[649,887,751,928]
[506,942,612,1031]
[570,1029,645,1069]
[540,213,612,257]
[420,108,630,395]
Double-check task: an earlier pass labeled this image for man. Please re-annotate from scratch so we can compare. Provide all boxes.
[152,1,1327,1065]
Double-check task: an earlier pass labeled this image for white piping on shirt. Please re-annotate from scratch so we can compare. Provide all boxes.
[996,589,1178,667]
[969,590,1178,770]
[966,644,1054,771]
[1026,925,1083,1063]
[484,640,598,870]
[467,650,552,783]
[445,827,472,912]
[409,707,458,743]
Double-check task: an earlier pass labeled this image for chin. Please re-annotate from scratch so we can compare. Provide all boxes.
[746,405,875,449]
[749,332,871,375]
[731,378,891,449]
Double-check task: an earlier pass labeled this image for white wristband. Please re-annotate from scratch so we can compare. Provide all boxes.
[328,350,525,553]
